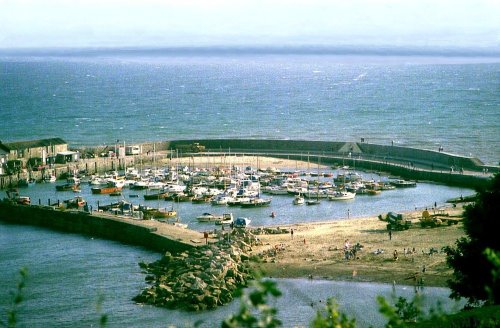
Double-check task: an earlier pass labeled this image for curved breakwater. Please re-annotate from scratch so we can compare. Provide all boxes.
[141,139,495,188]
[1,139,494,190]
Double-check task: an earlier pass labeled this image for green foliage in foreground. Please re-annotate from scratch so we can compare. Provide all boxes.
[444,173,500,306]
[415,305,500,328]
[2,266,497,328]
[222,279,282,328]
[221,277,358,328]
[0,268,27,328]
[377,295,423,327]
[311,298,356,328]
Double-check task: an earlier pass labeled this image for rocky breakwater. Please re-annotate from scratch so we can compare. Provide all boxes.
[133,228,262,311]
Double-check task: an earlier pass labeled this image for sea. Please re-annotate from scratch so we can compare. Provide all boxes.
[0,47,499,164]
[0,47,498,327]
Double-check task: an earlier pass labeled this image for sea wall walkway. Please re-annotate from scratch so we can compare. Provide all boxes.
[150,139,496,189]
[0,201,203,253]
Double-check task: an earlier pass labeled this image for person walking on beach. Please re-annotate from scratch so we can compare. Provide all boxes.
[291,228,294,239]
[389,229,392,240]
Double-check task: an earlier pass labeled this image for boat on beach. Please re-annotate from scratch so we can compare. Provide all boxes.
[215,213,234,225]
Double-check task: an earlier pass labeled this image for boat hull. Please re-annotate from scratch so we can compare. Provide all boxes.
[91,187,122,194]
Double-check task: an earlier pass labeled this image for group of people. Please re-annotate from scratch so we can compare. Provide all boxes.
[393,247,418,260]
[344,239,363,260]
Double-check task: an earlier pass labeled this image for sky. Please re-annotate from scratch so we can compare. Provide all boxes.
[0,0,499,49]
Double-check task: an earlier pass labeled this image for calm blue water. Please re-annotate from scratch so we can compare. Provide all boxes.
[0,50,499,164]
[0,49,492,326]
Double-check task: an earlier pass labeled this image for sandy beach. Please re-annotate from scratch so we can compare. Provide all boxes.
[166,155,466,287]
[249,207,464,287]
[161,154,330,171]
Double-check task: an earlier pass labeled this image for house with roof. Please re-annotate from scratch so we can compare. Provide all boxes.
[0,142,9,175]
[3,138,70,167]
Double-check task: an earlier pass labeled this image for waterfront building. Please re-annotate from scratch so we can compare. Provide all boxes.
[3,138,68,167]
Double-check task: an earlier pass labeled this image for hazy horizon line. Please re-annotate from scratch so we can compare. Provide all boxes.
[1,44,500,58]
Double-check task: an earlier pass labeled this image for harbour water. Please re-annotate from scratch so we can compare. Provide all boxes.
[0,223,464,328]
[7,169,473,232]
[0,168,471,327]
[0,48,495,326]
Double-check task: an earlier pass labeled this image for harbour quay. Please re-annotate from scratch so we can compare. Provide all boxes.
[0,138,496,190]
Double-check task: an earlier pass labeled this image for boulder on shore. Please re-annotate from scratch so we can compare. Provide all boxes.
[134,229,259,311]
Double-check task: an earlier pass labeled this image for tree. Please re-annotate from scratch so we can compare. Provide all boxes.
[444,173,500,305]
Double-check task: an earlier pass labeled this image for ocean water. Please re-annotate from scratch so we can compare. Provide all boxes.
[0,49,499,164]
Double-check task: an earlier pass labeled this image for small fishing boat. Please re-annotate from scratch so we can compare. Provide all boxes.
[390,179,417,188]
[191,195,213,204]
[149,208,177,219]
[305,199,321,205]
[215,213,234,225]
[227,197,250,206]
[171,193,193,202]
[240,197,272,208]
[196,212,223,222]
[63,196,86,209]
[211,195,234,205]
[18,178,36,187]
[56,183,80,191]
[293,194,305,205]
[366,189,381,196]
[16,196,31,205]
[328,191,356,201]
[91,186,122,194]
[144,191,169,200]
[44,175,57,183]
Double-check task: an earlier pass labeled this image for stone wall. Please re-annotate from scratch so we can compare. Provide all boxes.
[165,139,490,172]
[0,157,135,189]
[0,201,193,253]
